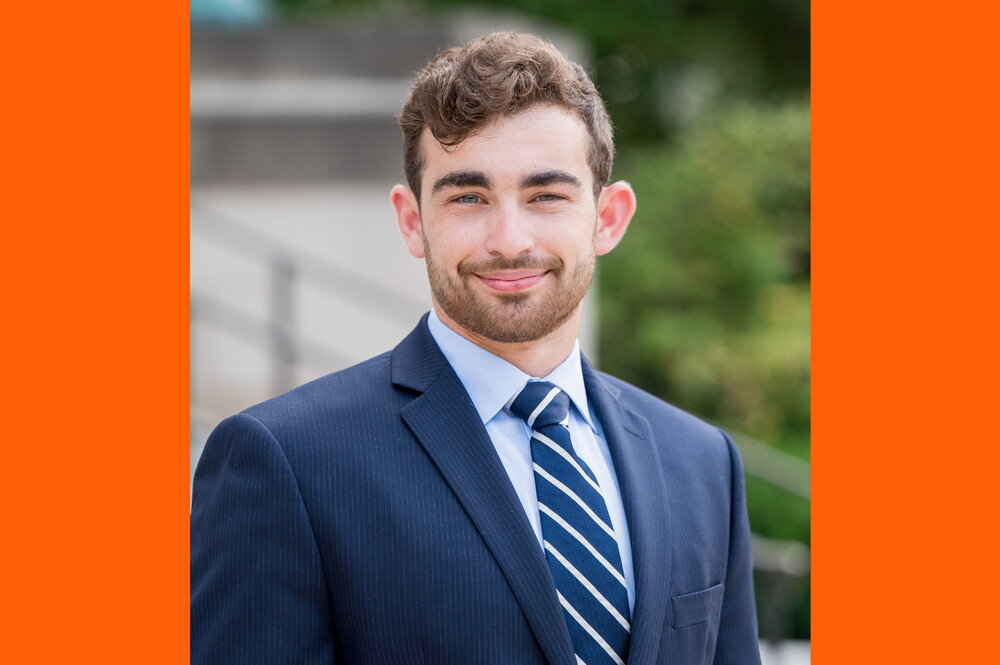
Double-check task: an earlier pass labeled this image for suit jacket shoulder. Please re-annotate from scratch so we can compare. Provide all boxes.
[240,351,395,435]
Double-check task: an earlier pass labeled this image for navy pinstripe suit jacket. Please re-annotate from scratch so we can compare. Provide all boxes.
[191,316,761,664]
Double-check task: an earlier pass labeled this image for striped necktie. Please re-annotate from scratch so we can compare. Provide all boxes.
[508,380,631,665]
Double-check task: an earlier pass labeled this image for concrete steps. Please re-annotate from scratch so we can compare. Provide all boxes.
[191,15,584,183]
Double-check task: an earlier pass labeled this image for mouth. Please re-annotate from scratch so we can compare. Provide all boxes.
[474,270,550,293]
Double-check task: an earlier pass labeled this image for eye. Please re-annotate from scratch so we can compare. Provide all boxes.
[451,193,484,204]
[532,192,565,203]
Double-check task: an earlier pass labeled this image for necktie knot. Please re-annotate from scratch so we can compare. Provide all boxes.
[508,380,570,429]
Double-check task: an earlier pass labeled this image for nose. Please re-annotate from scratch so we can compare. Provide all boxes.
[484,203,535,258]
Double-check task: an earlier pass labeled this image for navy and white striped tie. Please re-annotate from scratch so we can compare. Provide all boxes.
[508,380,631,665]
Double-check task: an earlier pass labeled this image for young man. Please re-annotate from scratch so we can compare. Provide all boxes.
[192,32,761,665]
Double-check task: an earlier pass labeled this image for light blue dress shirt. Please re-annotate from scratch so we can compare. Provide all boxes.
[427,308,636,611]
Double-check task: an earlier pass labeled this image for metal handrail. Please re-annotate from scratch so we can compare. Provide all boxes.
[191,199,425,323]
[191,289,352,371]
[729,432,810,500]
[191,198,427,396]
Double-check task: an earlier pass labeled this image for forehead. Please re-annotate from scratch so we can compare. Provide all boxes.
[419,105,592,192]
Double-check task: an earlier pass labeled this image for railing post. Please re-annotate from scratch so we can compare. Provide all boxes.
[270,255,297,395]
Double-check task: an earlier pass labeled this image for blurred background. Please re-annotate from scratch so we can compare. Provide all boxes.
[190,0,809,661]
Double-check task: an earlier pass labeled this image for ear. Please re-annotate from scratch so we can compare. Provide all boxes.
[391,184,425,259]
[594,180,637,256]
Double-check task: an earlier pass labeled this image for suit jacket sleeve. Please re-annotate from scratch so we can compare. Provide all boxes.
[713,430,762,665]
[191,413,336,665]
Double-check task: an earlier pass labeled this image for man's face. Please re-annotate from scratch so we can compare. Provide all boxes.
[409,105,602,344]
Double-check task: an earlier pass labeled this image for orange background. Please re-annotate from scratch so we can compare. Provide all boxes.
[4,4,189,662]
[812,1,999,661]
[4,2,998,662]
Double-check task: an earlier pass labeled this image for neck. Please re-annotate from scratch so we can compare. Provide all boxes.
[433,304,581,377]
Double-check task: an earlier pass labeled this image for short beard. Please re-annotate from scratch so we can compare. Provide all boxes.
[425,250,594,344]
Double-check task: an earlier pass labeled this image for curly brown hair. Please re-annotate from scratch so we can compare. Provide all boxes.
[398,32,614,201]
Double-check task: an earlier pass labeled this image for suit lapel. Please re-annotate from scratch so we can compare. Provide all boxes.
[583,361,672,665]
[393,319,576,665]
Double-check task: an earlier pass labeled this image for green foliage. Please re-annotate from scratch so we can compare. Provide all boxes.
[601,100,811,639]
[271,0,809,145]
[600,98,810,454]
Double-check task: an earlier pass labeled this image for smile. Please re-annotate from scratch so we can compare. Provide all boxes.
[474,270,550,293]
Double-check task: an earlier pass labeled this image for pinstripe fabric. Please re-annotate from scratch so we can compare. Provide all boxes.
[509,381,631,665]
[191,316,762,665]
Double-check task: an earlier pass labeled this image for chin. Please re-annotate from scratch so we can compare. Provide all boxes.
[460,302,576,344]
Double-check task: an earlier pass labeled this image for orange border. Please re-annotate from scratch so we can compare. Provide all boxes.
[814,2,998,661]
[6,5,188,662]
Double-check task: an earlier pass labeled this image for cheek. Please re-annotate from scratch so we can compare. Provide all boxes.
[432,218,491,254]
[425,231,473,267]
[538,223,598,257]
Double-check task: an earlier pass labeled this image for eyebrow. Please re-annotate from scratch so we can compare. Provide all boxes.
[520,170,582,190]
[431,170,493,194]
[431,169,584,196]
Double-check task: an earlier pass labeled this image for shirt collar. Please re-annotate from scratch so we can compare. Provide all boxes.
[427,308,596,431]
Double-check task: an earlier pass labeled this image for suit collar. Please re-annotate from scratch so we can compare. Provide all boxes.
[425,308,531,424]
[390,313,449,393]
[583,359,672,665]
